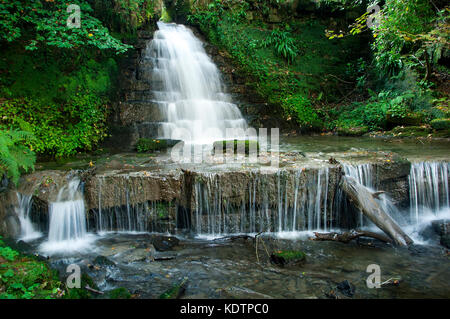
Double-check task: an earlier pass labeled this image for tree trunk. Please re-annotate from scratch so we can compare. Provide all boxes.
[340,176,414,246]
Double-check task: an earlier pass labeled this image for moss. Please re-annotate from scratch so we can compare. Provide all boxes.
[272,250,306,261]
[64,273,99,299]
[270,250,306,266]
[136,138,168,153]
[159,277,188,299]
[213,140,260,155]
[108,287,131,299]
[387,126,432,137]
[337,126,369,136]
[431,118,450,130]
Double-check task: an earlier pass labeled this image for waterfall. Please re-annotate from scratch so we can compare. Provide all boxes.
[15,193,41,241]
[40,178,94,254]
[147,22,250,144]
[193,168,331,237]
[409,162,449,223]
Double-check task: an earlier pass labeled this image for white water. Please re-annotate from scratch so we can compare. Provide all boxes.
[148,22,251,144]
[40,178,95,254]
[15,193,42,241]
[409,162,449,223]
[193,168,331,236]
[405,162,449,243]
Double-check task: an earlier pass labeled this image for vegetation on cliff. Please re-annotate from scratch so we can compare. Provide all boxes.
[187,0,449,134]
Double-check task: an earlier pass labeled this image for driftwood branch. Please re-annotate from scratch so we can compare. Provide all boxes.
[311,230,392,244]
[340,176,414,246]
[85,285,104,295]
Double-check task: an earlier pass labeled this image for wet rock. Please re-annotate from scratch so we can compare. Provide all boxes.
[440,234,450,249]
[337,280,355,297]
[151,235,180,252]
[121,246,155,263]
[93,256,116,267]
[431,220,449,236]
[159,277,188,299]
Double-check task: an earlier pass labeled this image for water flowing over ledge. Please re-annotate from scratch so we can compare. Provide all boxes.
[7,154,449,249]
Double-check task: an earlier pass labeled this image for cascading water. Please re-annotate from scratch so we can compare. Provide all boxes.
[409,162,449,223]
[147,22,250,144]
[40,178,94,254]
[15,193,41,241]
[193,168,332,238]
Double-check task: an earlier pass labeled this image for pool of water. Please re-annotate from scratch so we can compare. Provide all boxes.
[279,136,450,161]
[25,231,450,299]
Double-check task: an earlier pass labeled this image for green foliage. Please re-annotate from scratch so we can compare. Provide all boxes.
[262,28,298,64]
[0,0,131,54]
[0,50,117,157]
[90,0,157,35]
[136,138,168,153]
[431,118,450,130]
[108,287,131,299]
[0,246,19,262]
[283,94,322,130]
[0,238,62,299]
[188,2,363,131]
[0,128,36,185]
[372,0,448,78]
[336,70,437,131]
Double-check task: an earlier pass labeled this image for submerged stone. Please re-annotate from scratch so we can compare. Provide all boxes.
[151,235,180,252]
[93,255,116,267]
[337,280,355,297]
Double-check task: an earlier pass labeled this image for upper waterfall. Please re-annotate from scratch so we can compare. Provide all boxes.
[147,22,251,144]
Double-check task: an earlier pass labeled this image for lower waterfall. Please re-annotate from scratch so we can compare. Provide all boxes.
[39,178,95,254]
[15,193,41,241]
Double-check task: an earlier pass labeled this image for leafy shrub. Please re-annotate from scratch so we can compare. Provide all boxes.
[0,237,62,299]
[262,28,298,64]
[0,0,131,54]
[0,128,36,185]
[431,118,450,130]
[0,54,117,157]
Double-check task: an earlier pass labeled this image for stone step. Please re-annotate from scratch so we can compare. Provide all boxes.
[119,102,167,125]
[135,122,164,139]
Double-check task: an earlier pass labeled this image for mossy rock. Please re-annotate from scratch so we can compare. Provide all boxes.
[388,126,432,137]
[337,126,368,137]
[108,287,131,299]
[213,140,260,155]
[64,273,99,299]
[159,277,188,299]
[432,129,450,138]
[386,112,423,127]
[136,138,182,153]
[270,250,306,266]
[431,118,450,130]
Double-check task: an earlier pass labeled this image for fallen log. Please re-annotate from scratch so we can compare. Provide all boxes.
[312,230,392,244]
[340,176,413,246]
